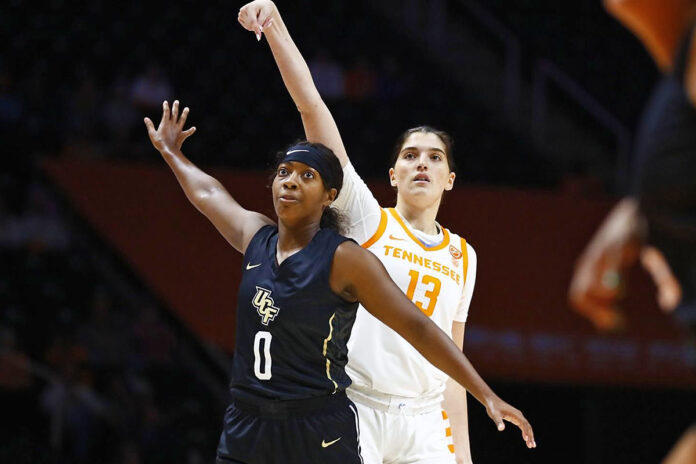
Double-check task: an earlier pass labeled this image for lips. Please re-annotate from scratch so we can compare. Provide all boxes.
[413,173,430,183]
[279,194,299,202]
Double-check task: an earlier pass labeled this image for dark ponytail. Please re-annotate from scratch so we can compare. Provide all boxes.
[320,206,347,235]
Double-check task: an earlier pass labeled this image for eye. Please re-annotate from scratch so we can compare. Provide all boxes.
[403,152,416,160]
[303,170,315,179]
[277,167,288,176]
[430,153,443,161]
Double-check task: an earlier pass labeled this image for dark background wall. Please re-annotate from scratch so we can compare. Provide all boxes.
[2,1,694,463]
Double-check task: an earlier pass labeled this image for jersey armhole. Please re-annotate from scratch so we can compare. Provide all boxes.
[361,209,388,248]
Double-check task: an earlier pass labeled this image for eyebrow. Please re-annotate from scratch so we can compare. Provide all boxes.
[400,146,446,154]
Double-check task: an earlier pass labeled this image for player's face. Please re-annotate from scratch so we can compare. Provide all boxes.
[389,132,455,202]
[272,161,336,226]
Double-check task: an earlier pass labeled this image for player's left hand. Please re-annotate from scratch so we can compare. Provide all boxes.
[486,396,536,449]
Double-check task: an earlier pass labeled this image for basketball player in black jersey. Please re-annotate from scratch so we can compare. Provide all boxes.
[144,100,535,463]
[570,1,696,462]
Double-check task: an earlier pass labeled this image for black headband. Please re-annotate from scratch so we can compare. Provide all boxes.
[284,144,340,190]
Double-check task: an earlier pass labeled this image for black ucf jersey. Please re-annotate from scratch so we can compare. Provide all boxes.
[229,225,359,400]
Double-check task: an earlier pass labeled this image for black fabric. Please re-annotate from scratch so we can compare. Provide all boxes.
[216,393,362,464]
[631,22,696,335]
[229,225,358,401]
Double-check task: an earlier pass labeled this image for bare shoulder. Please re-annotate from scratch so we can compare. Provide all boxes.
[334,240,372,266]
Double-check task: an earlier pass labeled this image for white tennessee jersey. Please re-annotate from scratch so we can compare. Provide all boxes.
[345,206,474,398]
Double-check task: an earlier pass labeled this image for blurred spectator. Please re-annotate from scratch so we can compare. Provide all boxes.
[0,325,33,390]
[68,73,100,137]
[344,56,377,101]
[376,57,408,101]
[308,49,345,100]
[0,72,24,127]
[131,65,172,112]
[77,288,132,368]
[40,359,109,464]
[2,182,70,251]
[104,75,139,157]
[133,304,177,367]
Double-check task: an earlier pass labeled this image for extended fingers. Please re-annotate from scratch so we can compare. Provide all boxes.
[143,117,155,134]
[178,106,190,128]
[172,100,180,122]
[181,126,196,142]
[159,100,170,126]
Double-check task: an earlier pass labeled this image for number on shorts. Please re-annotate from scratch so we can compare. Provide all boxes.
[253,331,272,380]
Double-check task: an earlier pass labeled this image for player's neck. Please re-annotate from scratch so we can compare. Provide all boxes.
[394,197,441,235]
[276,220,320,265]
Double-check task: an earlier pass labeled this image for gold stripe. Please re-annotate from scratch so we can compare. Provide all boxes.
[323,313,339,393]
[460,237,469,283]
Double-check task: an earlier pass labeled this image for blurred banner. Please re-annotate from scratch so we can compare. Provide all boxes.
[44,159,696,388]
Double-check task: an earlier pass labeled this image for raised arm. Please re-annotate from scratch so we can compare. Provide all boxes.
[330,241,536,449]
[144,100,274,253]
[238,0,350,168]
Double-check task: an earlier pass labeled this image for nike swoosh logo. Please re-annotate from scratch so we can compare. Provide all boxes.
[389,234,405,241]
[286,149,310,155]
[321,437,341,448]
[246,263,261,270]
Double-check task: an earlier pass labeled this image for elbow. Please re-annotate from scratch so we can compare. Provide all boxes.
[190,182,221,211]
[296,98,325,117]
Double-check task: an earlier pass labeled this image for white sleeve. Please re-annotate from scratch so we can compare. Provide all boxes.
[454,243,477,322]
[331,162,383,244]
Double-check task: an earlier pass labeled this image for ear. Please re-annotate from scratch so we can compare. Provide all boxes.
[389,168,397,187]
[444,171,456,191]
[324,188,338,206]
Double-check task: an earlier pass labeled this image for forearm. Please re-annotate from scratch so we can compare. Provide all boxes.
[259,3,349,167]
[443,379,473,464]
[262,6,322,114]
[159,148,225,212]
[395,316,497,407]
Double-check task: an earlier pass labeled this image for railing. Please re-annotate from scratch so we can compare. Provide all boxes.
[531,59,632,188]
[373,0,633,189]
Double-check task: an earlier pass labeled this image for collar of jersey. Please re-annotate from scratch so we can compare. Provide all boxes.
[387,208,450,251]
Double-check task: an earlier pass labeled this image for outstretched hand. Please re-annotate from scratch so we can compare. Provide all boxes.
[238,0,276,40]
[144,100,196,154]
[486,396,536,449]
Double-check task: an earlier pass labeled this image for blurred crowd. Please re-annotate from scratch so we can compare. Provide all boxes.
[0,174,220,463]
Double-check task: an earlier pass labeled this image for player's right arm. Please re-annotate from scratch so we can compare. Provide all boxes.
[238,0,350,168]
[330,241,536,449]
[144,100,274,254]
[238,1,383,240]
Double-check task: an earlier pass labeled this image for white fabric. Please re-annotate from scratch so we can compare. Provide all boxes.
[335,162,477,400]
[351,399,456,464]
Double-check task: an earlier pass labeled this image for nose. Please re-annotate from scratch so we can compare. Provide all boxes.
[282,172,299,189]
[417,153,428,170]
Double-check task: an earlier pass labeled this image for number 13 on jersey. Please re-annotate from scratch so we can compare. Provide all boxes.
[406,270,441,316]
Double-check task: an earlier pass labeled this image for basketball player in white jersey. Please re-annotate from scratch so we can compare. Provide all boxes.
[238,2,531,462]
